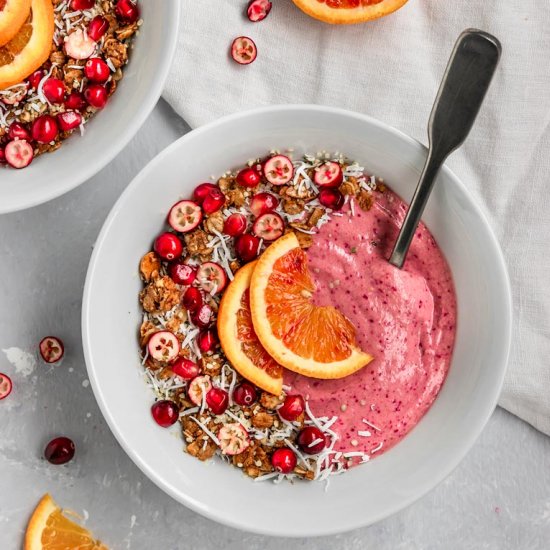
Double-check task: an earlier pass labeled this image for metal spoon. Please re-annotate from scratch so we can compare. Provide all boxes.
[389,29,501,269]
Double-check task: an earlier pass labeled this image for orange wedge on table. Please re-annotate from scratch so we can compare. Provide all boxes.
[249,233,373,379]
[0,0,54,90]
[218,261,284,395]
[292,0,408,24]
[0,0,31,46]
[25,494,108,550]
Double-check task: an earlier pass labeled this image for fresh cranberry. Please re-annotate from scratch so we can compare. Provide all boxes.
[42,78,65,104]
[8,122,31,141]
[168,261,196,285]
[278,395,305,421]
[44,437,75,465]
[271,448,297,473]
[192,304,214,328]
[223,213,247,237]
[27,70,44,90]
[250,192,279,217]
[151,400,179,427]
[172,358,200,380]
[57,111,82,132]
[153,232,182,261]
[65,91,87,111]
[193,183,219,205]
[71,0,95,9]
[85,58,110,83]
[202,188,225,214]
[318,188,345,211]
[32,115,58,143]
[88,15,109,41]
[236,167,261,188]
[198,328,218,353]
[206,387,229,415]
[297,426,326,455]
[115,0,140,23]
[0,147,5,164]
[84,84,108,109]
[235,234,260,262]
[182,287,203,313]
[233,382,257,407]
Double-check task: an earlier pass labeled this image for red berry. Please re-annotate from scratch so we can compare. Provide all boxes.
[8,122,31,141]
[236,167,261,188]
[57,111,82,132]
[196,262,227,294]
[250,192,278,217]
[202,188,225,214]
[231,36,257,65]
[154,232,182,261]
[4,140,33,169]
[263,155,294,185]
[71,0,95,9]
[85,58,110,83]
[0,373,12,400]
[192,304,214,329]
[172,358,200,380]
[193,183,219,205]
[151,400,179,428]
[223,213,247,237]
[206,387,229,415]
[232,382,257,407]
[27,70,44,90]
[278,395,305,421]
[252,212,284,241]
[188,375,212,406]
[42,78,65,104]
[235,234,260,262]
[182,287,203,313]
[115,0,140,23]
[297,426,326,455]
[271,448,297,473]
[247,0,272,22]
[318,188,345,211]
[147,331,179,363]
[39,336,65,364]
[197,328,218,353]
[84,84,108,109]
[0,147,5,164]
[32,115,58,143]
[88,15,109,41]
[168,200,202,233]
[313,161,343,188]
[168,261,197,285]
[44,436,75,465]
[65,91,87,111]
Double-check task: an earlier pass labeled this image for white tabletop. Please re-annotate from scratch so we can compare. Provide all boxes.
[1,101,548,549]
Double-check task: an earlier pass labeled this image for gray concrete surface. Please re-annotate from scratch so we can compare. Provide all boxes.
[1,100,549,549]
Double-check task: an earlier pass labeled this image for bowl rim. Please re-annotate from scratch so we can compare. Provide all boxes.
[0,0,181,215]
[82,104,513,536]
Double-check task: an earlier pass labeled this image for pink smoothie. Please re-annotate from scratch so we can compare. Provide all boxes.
[284,189,457,459]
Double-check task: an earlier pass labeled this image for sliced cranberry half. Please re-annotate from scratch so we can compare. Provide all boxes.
[44,436,75,465]
[236,167,261,188]
[271,448,297,474]
[318,188,345,211]
[65,29,97,60]
[278,394,305,421]
[154,232,182,260]
[147,331,179,363]
[218,423,250,455]
[172,358,200,380]
[0,373,12,400]
[151,400,179,427]
[191,304,214,329]
[313,161,343,188]
[232,382,257,407]
[253,212,284,241]
[250,192,279,217]
[235,234,260,262]
[182,287,203,313]
[57,111,82,132]
[39,336,65,364]
[4,140,33,169]
[247,0,272,22]
[193,183,219,205]
[231,36,257,65]
[168,261,197,285]
[168,200,202,233]
[263,155,294,185]
[187,375,212,406]
[297,426,326,455]
[196,262,227,294]
[223,213,247,237]
[206,387,229,415]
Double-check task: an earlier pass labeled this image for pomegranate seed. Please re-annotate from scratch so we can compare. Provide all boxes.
[193,183,219,205]
[153,232,182,261]
[32,115,58,143]
[84,84,108,109]
[271,448,297,473]
[42,78,66,104]
[232,382,257,407]
[172,358,200,380]
[197,328,218,353]
[168,261,197,285]
[231,36,257,65]
[28,70,44,90]
[188,375,212,406]
[85,58,110,83]
[182,287,203,313]
[263,155,294,185]
[57,111,82,132]
[223,213,247,237]
[202,188,225,214]
[0,373,12,400]
[218,423,250,455]
[250,192,279,217]
[65,29,97,60]
[278,395,305,421]
[71,0,95,9]
[247,0,272,22]
[39,336,65,364]
[65,91,87,111]
[44,437,75,465]
[196,262,227,294]
[235,234,260,262]
[297,426,326,455]
[236,167,261,188]
[116,0,140,23]
[168,200,202,233]
[4,140,33,169]
[8,122,31,141]
[313,161,343,188]
[206,387,229,415]
[252,212,284,241]
[88,15,109,41]
[151,400,179,428]
[192,304,214,329]
[318,188,345,210]
[147,331,179,363]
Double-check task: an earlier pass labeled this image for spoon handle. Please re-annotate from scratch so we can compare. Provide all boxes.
[389,29,502,268]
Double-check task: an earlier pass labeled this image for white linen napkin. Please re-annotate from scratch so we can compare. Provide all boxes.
[164,0,550,435]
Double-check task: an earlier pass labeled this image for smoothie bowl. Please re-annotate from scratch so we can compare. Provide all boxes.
[82,105,512,536]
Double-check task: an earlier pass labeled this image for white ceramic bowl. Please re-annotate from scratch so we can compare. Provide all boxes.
[82,105,512,537]
[0,0,180,214]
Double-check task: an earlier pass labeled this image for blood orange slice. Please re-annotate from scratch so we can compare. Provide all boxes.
[292,0,408,25]
[249,233,373,378]
[0,0,31,47]
[218,261,283,395]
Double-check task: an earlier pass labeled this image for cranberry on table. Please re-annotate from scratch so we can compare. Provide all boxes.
[151,400,179,428]
[84,84,108,109]
[206,387,229,415]
[87,15,109,41]
[223,213,247,237]
[318,188,345,211]
[182,286,203,313]
[235,234,260,262]
[32,115,58,143]
[39,336,65,364]
[115,0,140,23]
[247,0,272,22]
[42,78,66,104]
[236,167,261,188]
[44,437,75,465]
[0,373,12,400]
[65,91,87,111]
[172,358,200,380]
[8,122,31,141]
[231,36,257,65]
[85,58,110,83]
[193,183,219,205]
[57,111,82,132]
[202,188,225,214]
[271,448,297,474]
[278,394,305,421]
[153,232,182,261]
[168,261,197,285]
[297,426,326,455]
[232,382,257,407]
[197,328,218,353]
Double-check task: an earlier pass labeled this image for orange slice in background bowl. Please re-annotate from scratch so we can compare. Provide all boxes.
[0,0,54,90]
[249,233,373,379]
[0,0,31,47]
[218,261,284,395]
[292,0,408,24]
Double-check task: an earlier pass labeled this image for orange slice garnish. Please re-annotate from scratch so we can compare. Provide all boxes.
[218,261,284,395]
[0,0,54,90]
[292,0,408,24]
[249,233,373,379]
[0,0,31,47]
[24,494,108,550]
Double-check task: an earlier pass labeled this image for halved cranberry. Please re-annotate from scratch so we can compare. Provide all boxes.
[8,122,31,141]
[168,200,202,233]
[318,188,344,210]
[0,85,27,105]
[84,84,108,109]
[247,0,272,22]
[193,183,219,205]
[153,232,182,260]
[235,234,260,262]
[271,448,297,473]
[85,58,110,83]
[172,358,200,380]
[88,15,109,41]
[206,387,229,415]
[253,212,284,241]
[232,382,257,407]
[71,0,95,9]
[263,155,294,185]
[313,161,343,188]
[219,423,250,455]
[0,373,12,400]
[44,437,75,465]
[278,394,305,421]
[57,111,82,132]
[39,336,65,364]
[192,304,214,329]
[168,261,197,285]
[198,328,218,352]
[147,330,179,363]
[196,262,227,294]
[4,140,33,169]
[27,70,44,90]
[115,0,140,23]
[65,91,87,111]
[187,375,212,406]
[182,287,203,313]
[297,426,326,455]
[202,188,225,214]
[65,29,97,60]
[236,167,261,188]
[32,115,58,143]
[250,192,279,217]
[151,400,179,427]
[231,36,257,65]
[43,78,65,104]
[223,213,247,237]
